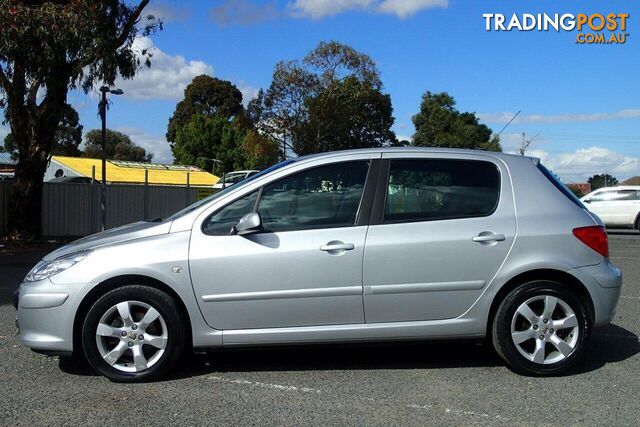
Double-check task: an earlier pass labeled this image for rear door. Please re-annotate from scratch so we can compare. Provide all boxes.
[363,153,516,323]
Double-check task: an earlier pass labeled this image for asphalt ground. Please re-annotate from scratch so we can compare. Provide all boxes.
[0,232,638,426]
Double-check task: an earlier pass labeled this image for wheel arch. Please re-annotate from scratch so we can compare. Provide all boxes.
[486,269,595,338]
[72,275,193,356]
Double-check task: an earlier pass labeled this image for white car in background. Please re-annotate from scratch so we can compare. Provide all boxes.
[213,170,260,190]
[581,186,640,230]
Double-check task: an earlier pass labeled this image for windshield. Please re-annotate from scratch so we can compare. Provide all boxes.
[167,159,296,221]
[222,172,249,184]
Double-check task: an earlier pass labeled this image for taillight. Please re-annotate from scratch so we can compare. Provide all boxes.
[573,226,609,257]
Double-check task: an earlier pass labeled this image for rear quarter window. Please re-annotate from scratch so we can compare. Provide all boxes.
[536,163,585,209]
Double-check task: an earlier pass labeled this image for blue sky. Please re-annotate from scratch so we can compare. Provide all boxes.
[9,0,639,181]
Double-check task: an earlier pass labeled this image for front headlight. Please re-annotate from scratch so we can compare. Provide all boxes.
[25,250,92,282]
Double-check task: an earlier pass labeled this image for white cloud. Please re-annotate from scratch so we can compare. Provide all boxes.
[289,0,447,19]
[115,126,174,164]
[145,1,189,23]
[112,37,213,101]
[478,109,640,125]
[377,0,448,18]
[236,82,260,106]
[529,146,640,182]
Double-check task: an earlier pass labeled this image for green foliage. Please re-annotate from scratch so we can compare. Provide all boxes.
[412,92,501,152]
[588,173,618,191]
[248,41,397,156]
[173,115,247,174]
[84,129,152,162]
[242,130,280,170]
[167,75,244,143]
[169,76,280,173]
[0,0,159,238]
[3,103,83,159]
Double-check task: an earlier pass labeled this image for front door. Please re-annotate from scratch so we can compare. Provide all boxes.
[189,160,373,330]
[363,155,516,323]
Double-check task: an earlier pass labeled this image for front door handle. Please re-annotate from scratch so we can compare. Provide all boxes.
[472,233,506,243]
[320,242,355,252]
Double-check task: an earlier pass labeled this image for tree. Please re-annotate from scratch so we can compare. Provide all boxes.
[248,41,397,157]
[173,115,247,174]
[3,103,83,158]
[588,173,618,191]
[167,75,244,145]
[0,0,159,238]
[412,92,501,151]
[84,129,152,162]
[169,76,279,173]
[242,129,280,170]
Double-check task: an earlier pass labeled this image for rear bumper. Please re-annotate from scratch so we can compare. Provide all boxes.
[568,261,622,326]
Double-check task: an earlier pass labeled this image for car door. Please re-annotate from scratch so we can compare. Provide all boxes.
[189,158,376,330]
[584,190,615,224]
[363,153,516,323]
[606,189,640,226]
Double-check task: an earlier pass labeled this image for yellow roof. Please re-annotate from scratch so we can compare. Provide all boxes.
[52,156,219,186]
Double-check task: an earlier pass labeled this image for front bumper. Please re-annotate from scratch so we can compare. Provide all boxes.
[16,278,78,353]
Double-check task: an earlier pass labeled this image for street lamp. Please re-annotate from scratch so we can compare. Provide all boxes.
[98,86,124,231]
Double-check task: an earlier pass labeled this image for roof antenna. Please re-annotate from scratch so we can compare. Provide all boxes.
[496,110,521,137]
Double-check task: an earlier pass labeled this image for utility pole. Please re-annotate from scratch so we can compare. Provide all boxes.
[519,132,540,156]
[98,86,124,231]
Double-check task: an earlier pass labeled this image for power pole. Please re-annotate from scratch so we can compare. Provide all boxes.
[519,132,540,156]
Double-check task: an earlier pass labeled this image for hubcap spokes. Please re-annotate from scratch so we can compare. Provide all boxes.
[510,295,579,365]
[96,301,168,373]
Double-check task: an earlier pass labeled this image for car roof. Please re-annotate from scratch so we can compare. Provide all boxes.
[594,186,640,191]
[295,147,536,163]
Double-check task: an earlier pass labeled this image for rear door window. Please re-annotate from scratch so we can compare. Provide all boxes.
[384,159,500,223]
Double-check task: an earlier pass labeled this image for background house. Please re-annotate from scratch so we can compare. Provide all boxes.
[0,153,16,180]
[622,176,640,186]
[45,156,219,187]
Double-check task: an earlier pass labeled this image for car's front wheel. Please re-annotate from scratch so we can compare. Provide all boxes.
[492,281,591,376]
[82,285,185,382]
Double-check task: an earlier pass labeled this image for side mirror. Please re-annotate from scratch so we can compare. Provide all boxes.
[583,199,591,204]
[232,212,263,236]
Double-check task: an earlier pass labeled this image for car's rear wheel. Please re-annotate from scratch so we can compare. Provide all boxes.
[82,285,185,382]
[492,281,591,376]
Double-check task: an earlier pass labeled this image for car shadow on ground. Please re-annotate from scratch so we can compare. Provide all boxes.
[58,323,639,380]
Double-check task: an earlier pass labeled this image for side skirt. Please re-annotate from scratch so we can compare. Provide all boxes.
[219,318,485,347]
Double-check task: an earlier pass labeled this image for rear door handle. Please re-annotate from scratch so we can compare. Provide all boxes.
[320,242,355,252]
[472,233,506,243]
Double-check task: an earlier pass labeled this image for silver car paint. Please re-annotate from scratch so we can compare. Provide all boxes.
[17,148,622,354]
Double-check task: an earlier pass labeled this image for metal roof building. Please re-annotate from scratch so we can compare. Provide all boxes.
[45,156,219,187]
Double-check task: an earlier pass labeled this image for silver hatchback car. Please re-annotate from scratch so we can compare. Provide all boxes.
[16,148,622,381]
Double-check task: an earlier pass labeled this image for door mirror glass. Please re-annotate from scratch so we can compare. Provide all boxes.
[233,212,263,236]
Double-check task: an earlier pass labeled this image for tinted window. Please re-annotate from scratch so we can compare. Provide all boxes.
[588,190,637,202]
[203,191,258,235]
[612,190,639,201]
[537,163,585,208]
[257,161,370,232]
[384,159,500,223]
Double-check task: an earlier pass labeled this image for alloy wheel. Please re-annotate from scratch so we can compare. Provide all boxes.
[95,300,168,373]
[510,295,580,365]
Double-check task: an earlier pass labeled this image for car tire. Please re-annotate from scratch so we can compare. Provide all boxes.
[491,281,591,376]
[82,285,186,382]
